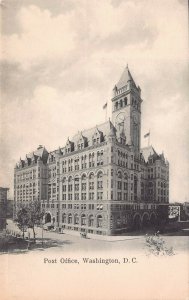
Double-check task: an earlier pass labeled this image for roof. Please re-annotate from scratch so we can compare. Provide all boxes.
[18,146,49,165]
[140,146,158,162]
[0,187,9,191]
[27,146,48,159]
[116,65,136,89]
[71,120,115,145]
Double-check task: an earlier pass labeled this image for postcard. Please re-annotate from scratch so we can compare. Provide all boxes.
[0,1,189,299]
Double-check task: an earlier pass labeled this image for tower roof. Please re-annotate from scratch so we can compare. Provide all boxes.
[116,65,136,89]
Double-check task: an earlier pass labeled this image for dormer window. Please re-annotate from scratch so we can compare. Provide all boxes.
[92,128,103,145]
[77,133,88,150]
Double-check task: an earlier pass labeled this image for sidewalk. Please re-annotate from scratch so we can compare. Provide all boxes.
[61,229,141,242]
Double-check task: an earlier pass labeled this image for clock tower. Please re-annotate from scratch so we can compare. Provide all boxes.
[111,65,142,155]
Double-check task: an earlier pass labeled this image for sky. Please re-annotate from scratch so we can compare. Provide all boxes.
[0,0,188,202]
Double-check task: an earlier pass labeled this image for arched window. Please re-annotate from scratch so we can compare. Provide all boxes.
[74,214,79,225]
[68,214,72,224]
[81,214,86,225]
[81,174,86,181]
[89,173,94,180]
[97,215,103,228]
[118,171,122,179]
[89,215,94,227]
[62,213,66,223]
[62,177,66,183]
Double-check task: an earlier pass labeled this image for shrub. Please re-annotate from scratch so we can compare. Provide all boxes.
[145,232,174,256]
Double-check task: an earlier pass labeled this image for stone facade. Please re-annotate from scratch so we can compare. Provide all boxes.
[13,146,48,218]
[14,66,169,235]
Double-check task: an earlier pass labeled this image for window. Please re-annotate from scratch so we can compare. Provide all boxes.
[89,192,94,200]
[97,192,103,200]
[81,214,86,225]
[118,181,122,190]
[74,176,79,191]
[134,175,138,201]
[89,215,94,227]
[68,214,72,224]
[89,173,95,198]
[117,192,122,201]
[88,204,94,210]
[97,204,103,211]
[62,214,66,223]
[81,193,86,200]
[97,171,103,189]
[74,214,79,225]
[116,216,121,226]
[97,215,103,228]
[89,153,95,167]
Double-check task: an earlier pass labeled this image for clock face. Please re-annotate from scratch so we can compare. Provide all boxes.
[115,113,125,126]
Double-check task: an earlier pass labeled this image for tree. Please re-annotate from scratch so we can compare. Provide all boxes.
[15,207,29,239]
[27,200,44,242]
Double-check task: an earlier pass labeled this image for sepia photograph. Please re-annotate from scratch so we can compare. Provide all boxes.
[0,0,189,299]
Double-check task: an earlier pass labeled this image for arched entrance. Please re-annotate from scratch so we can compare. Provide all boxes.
[150,213,157,226]
[142,213,150,228]
[133,214,141,230]
[45,212,51,223]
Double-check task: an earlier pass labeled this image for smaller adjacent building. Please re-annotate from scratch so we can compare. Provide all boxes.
[7,199,14,219]
[169,202,189,221]
[0,187,9,229]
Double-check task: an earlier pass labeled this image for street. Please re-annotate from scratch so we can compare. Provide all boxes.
[5,219,189,254]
